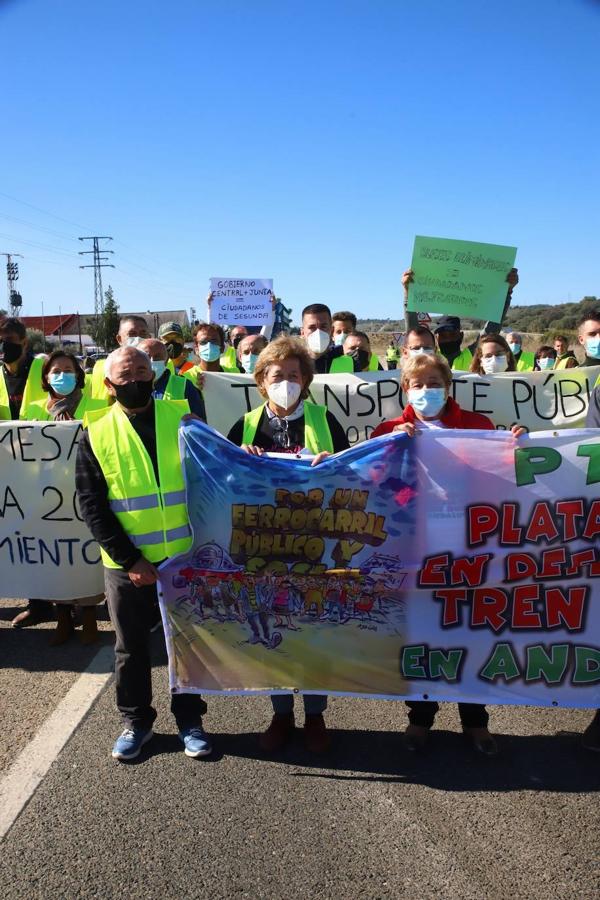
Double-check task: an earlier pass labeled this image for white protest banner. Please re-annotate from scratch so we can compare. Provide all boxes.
[209,278,273,327]
[202,367,597,444]
[0,422,103,600]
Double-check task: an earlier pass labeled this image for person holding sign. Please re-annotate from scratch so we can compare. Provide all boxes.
[227,336,349,753]
[469,334,517,376]
[76,346,211,762]
[300,303,353,374]
[19,349,108,643]
[370,353,524,756]
[506,332,535,371]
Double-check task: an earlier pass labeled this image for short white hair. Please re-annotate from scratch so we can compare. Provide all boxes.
[104,346,151,381]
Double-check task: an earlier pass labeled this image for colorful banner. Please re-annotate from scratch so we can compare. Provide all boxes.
[0,421,103,600]
[202,367,597,444]
[158,422,600,708]
[407,235,517,321]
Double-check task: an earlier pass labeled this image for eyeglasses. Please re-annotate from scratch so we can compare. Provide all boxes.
[270,417,290,449]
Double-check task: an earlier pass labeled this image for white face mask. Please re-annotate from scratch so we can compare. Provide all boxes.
[408,347,435,357]
[124,336,143,347]
[266,380,302,410]
[306,329,331,355]
[151,360,167,381]
[333,332,347,347]
[538,357,555,370]
[481,354,508,374]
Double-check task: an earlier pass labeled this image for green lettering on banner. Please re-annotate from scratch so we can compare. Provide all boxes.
[576,443,600,485]
[573,647,600,684]
[429,648,464,681]
[401,645,426,678]
[525,644,569,684]
[514,446,562,486]
[479,643,520,681]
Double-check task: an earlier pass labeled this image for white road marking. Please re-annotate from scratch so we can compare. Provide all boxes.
[0,643,114,842]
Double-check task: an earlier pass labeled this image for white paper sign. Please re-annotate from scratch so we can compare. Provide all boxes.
[209,278,273,326]
[0,421,104,600]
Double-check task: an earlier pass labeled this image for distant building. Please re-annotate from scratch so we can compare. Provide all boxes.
[15,310,191,347]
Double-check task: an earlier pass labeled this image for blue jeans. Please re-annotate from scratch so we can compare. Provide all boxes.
[271,693,328,716]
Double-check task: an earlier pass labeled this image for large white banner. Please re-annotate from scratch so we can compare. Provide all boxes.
[202,367,598,444]
[0,421,104,600]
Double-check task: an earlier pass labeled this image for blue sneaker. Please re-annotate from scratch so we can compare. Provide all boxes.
[179,724,212,758]
[111,727,153,761]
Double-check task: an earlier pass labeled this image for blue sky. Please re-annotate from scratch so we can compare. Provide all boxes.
[1,0,599,322]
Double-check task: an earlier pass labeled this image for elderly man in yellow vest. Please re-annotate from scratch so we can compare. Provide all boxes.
[75,345,211,762]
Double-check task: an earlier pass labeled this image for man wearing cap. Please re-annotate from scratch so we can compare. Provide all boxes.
[433,316,474,370]
[158,321,193,375]
[139,338,206,419]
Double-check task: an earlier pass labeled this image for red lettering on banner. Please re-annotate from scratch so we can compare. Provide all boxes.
[450,554,491,587]
[555,499,585,541]
[546,586,586,630]
[537,547,567,579]
[419,554,449,586]
[471,589,508,631]
[505,553,537,582]
[582,500,600,540]
[525,502,559,543]
[433,588,466,626]
[467,505,499,546]
[512,585,542,628]
[500,504,522,544]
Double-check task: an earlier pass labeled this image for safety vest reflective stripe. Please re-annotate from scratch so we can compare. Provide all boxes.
[130,523,192,548]
[110,488,188,513]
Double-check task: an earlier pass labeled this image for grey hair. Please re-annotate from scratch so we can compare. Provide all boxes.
[104,346,151,381]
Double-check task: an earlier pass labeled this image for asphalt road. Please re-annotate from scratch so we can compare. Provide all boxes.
[1,598,599,900]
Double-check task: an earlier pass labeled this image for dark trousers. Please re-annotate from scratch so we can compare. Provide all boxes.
[406,701,489,729]
[104,567,206,731]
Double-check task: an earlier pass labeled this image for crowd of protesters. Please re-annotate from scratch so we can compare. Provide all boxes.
[2,271,600,762]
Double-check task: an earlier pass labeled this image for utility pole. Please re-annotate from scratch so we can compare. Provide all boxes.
[1,252,24,316]
[78,236,114,318]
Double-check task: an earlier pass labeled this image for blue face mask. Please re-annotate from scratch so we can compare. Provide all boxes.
[151,360,167,381]
[585,338,600,360]
[508,342,521,355]
[538,357,555,371]
[333,332,347,347]
[241,353,259,374]
[198,342,221,363]
[48,372,77,396]
[407,387,447,418]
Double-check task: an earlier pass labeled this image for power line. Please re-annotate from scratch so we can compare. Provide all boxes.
[1,252,24,316]
[79,236,114,317]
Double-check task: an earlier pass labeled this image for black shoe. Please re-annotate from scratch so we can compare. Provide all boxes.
[12,600,53,628]
[582,714,600,753]
[404,725,430,752]
[463,727,498,757]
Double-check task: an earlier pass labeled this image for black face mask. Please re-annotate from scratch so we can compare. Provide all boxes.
[0,340,24,365]
[349,349,370,370]
[166,341,184,360]
[109,378,154,409]
[232,335,243,349]
[438,339,462,359]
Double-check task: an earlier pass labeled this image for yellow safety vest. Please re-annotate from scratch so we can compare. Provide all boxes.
[386,346,399,362]
[86,400,192,569]
[448,348,473,372]
[162,371,187,401]
[367,352,379,371]
[555,355,577,370]
[184,363,240,385]
[1,357,46,420]
[90,359,110,400]
[515,351,535,372]
[242,401,334,454]
[329,355,354,374]
[220,346,238,369]
[22,395,109,421]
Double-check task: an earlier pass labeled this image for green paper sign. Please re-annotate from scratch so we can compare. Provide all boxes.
[407,236,517,321]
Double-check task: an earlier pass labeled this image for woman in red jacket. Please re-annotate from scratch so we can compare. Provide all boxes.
[371,354,524,756]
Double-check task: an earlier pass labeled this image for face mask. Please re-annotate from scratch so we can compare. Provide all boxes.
[585,338,600,359]
[438,339,461,359]
[48,372,77,396]
[481,354,508,375]
[348,349,370,370]
[165,341,184,360]
[109,378,154,409]
[306,329,331,355]
[232,334,243,349]
[333,332,347,347]
[266,380,302,410]
[241,353,259,374]
[124,336,142,348]
[1,340,24,364]
[508,342,521,355]
[198,342,221,363]
[408,347,434,357]
[407,387,447,418]
[151,360,167,381]
[538,357,555,371]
